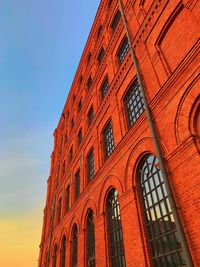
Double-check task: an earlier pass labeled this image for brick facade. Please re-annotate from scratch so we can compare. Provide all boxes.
[38,0,200,266]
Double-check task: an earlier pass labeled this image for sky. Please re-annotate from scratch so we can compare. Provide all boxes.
[0,0,100,266]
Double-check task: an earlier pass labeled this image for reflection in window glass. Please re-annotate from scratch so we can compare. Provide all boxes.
[138,154,186,267]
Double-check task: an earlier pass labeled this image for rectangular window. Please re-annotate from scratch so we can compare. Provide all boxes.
[87,76,93,90]
[111,10,121,32]
[71,119,74,129]
[101,77,109,99]
[124,80,145,127]
[78,99,82,112]
[117,37,129,64]
[75,171,80,200]
[103,121,115,159]
[88,107,94,126]
[78,128,82,146]
[98,47,105,65]
[66,186,70,212]
[87,149,94,182]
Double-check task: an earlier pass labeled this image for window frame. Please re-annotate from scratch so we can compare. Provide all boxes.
[111,10,121,32]
[102,120,115,160]
[117,36,130,65]
[138,154,186,267]
[100,76,109,99]
[106,189,126,267]
[123,79,145,128]
[86,210,96,267]
[75,170,80,200]
[87,148,95,183]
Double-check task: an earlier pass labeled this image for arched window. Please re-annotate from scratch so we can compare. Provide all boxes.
[138,154,186,266]
[71,225,78,267]
[60,236,66,267]
[87,210,95,267]
[53,244,57,267]
[106,189,126,267]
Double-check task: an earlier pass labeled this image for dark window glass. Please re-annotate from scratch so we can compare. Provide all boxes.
[73,94,76,102]
[87,53,91,63]
[64,134,68,144]
[138,154,186,267]
[101,77,109,99]
[78,99,82,112]
[78,128,82,146]
[98,47,105,65]
[79,75,83,84]
[75,171,80,200]
[109,0,112,7]
[117,37,129,64]
[87,76,93,90]
[111,10,121,31]
[57,198,62,223]
[103,121,115,159]
[124,80,145,127]
[97,25,102,39]
[107,189,126,267]
[71,119,74,129]
[87,149,94,182]
[69,146,73,162]
[87,210,96,267]
[88,107,94,126]
[53,244,57,267]
[60,236,66,267]
[66,186,70,212]
[72,225,78,267]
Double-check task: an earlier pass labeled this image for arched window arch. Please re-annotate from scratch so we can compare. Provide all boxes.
[138,154,185,266]
[60,235,66,267]
[71,225,78,267]
[53,244,57,267]
[106,189,126,267]
[86,210,95,267]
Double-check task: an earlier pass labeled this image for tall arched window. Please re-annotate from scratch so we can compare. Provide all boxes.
[87,210,95,267]
[138,154,186,266]
[71,225,78,267]
[53,244,57,267]
[60,235,66,267]
[106,189,126,267]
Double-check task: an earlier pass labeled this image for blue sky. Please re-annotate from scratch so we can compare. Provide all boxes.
[0,0,100,265]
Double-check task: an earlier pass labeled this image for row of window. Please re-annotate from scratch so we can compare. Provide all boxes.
[63,8,127,142]
[57,80,145,190]
[49,154,186,267]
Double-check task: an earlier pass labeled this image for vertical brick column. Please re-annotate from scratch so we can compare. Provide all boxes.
[119,188,149,267]
[94,212,108,266]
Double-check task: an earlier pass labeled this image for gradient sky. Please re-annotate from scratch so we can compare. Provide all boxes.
[0,0,100,266]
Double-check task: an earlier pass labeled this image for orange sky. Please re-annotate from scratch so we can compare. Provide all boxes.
[0,207,43,267]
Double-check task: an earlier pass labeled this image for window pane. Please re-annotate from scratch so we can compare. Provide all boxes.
[138,154,186,266]
[117,37,129,64]
[87,210,96,267]
[87,149,94,182]
[101,78,109,99]
[111,10,121,32]
[75,171,80,200]
[103,122,115,159]
[107,189,126,267]
[72,226,78,267]
[61,236,66,267]
[124,80,145,127]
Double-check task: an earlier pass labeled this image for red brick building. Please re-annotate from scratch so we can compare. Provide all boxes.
[38,0,200,266]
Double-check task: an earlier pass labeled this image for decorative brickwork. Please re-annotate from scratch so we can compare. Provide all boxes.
[38,0,200,266]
